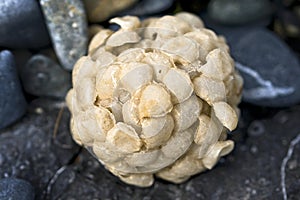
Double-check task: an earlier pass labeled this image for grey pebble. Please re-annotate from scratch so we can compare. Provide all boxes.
[230,29,300,107]
[208,0,272,26]
[20,54,71,98]
[0,178,35,200]
[39,0,88,71]
[120,0,174,16]
[0,0,50,49]
[0,50,27,130]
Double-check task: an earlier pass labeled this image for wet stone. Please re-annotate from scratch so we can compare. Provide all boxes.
[0,50,27,130]
[0,98,80,199]
[39,0,88,71]
[207,0,273,26]
[229,29,300,107]
[0,178,35,200]
[0,0,50,49]
[20,54,71,98]
[120,0,175,16]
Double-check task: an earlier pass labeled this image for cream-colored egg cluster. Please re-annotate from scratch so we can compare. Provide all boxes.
[66,12,243,187]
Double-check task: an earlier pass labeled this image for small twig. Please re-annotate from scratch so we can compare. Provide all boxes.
[53,106,65,138]
[280,133,300,200]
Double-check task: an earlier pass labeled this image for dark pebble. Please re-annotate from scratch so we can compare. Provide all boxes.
[0,50,27,130]
[0,0,50,49]
[230,29,300,107]
[121,0,174,16]
[0,178,35,200]
[20,54,71,98]
[207,0,273,26]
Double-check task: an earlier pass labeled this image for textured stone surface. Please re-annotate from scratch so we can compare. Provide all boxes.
[229,29,300,107]
[0,50,27,130]
[120,0,174,16]
[20,54,71,98]
[39,0,88,70]
[208,0,272,25]
[0,0,50,49]
[0,99,80,199]
[0,178,35,200]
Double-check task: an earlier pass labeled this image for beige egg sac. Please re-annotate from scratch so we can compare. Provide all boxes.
[66,12,243,187]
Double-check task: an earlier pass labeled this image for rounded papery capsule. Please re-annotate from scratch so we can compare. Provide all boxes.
[67,12,243,187]
[172,95,202,132]
[161,36,200,64]
[162,68,193,103]
[119,173,154,188]
[194,113,223,158]
[138,83,173,119]
[141,114,174,149]
[89,29,113,53]
[193,75,226,105]
[175,12,204,29]
[212,101,238,131]
[118,63,153,94]
[106,30,141,47]
[106,122,142,154]
[110,16,141,31]
[202,140,234,169]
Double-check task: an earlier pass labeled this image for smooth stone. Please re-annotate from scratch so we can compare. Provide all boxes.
[120,0,174,16]
[0,50,27,130]
[0,0,50,49]
[0,178,35,200]
[229,29,300,107]
[207,0,272,25]
[83,0,138,22]
[39,0,88,71]
[20,54,71,98]
[177,0,210,13]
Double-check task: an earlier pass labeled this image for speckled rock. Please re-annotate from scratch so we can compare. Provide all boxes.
[0,178,35,200]
[208,0,273,25]
[0,99,80,199]
[0,0,50,49]
[39,0,88,70]
[0,50,27,130]
[20,54,71,98]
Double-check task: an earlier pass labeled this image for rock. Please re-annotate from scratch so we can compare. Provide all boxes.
[120,0,174,16]
[0,98,80,199]
[228,29,300,107]
[0,178,35,200]
[178,0,210,13]
[207,0,273,26]
[39,0,88,71]
[20,54,71,98]
[0,50,27,130]
[0,0,50,49]
[83,0,138,22]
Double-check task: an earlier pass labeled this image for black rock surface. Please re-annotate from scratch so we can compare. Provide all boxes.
[0,0,50,49]
[0,50,27,130]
